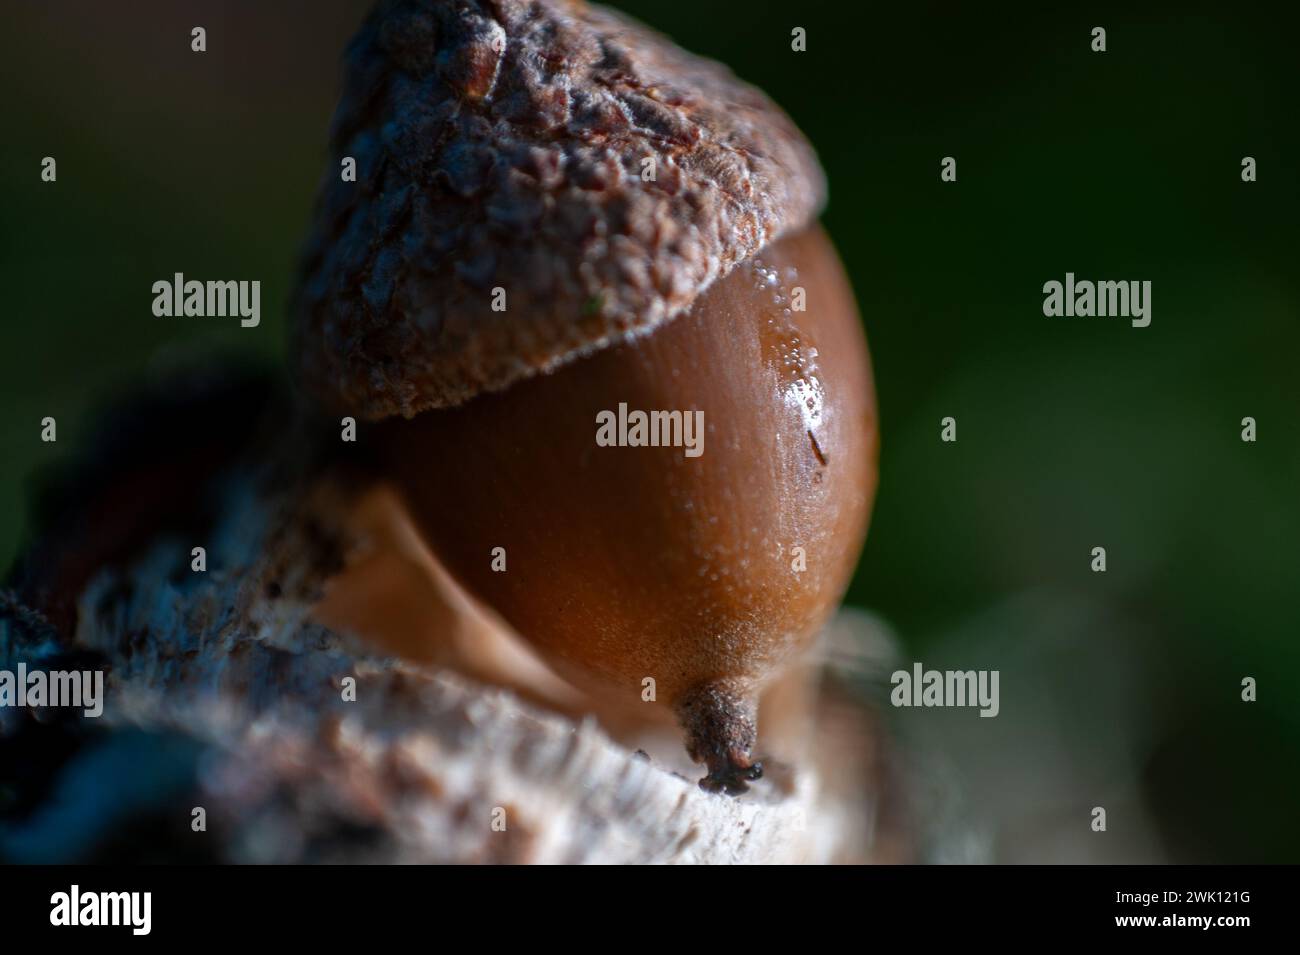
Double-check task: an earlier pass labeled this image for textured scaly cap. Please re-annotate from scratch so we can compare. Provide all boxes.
[293,0,826,419]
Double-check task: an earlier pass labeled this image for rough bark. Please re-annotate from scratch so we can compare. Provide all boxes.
[0,368,903,864]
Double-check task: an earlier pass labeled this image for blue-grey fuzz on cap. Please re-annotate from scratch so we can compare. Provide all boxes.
[292,0,826,419]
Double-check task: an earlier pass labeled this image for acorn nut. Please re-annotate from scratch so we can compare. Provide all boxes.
[293,0,878,795]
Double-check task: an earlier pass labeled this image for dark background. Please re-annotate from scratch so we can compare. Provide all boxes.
[2,1,1296,861]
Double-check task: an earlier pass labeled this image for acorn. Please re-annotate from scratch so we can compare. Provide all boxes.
[293,0,878,794]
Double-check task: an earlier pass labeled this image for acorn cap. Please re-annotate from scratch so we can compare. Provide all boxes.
[293,0,827,419]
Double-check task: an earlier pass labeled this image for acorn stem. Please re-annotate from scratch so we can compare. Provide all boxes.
[676,681,764,795]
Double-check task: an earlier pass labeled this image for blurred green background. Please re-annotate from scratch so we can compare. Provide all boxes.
[2,1,1296,861]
